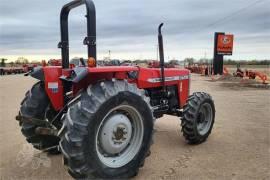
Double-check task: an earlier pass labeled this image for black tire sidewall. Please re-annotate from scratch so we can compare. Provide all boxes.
[19,82,60,150]
[85,91,153,177]
[181,92,216,144]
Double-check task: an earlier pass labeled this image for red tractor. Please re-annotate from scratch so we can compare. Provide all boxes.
[16,0,215,178]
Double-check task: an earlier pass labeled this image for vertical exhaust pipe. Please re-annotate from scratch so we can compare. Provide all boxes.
[158,23,165,92]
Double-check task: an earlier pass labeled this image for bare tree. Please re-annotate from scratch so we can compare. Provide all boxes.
[184,57,195,65]
[16,57,29,65]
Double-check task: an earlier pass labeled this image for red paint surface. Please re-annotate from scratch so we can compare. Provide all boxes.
[43,66,190,110]
[136,67,189,107]
[43,66,64,110]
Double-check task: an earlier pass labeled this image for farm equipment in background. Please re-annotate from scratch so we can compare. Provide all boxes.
[233,65,244,78]
[233,64,268,84]
[185,64,208,74]
[23,64,37,73]
[0,64,37,75]
[148,60,175,68]
[223,67,229,75]
[0,67,24,75]
[15,0,215,179]
[48,59,62,66]
[45,58,88,67]
[104,59,121,66]
[245,70,268,84]
[120,60,134,66]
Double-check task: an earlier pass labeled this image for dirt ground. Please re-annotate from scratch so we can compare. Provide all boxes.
[0,74,269,180]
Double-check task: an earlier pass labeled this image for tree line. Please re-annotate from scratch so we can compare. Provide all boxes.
[223,59,269,65]
[0,57,42,67]
[183,58,269,66]
[1,57,269,67]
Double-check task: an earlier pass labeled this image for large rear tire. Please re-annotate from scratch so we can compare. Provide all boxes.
[181,92,215,144]
[19,82,60,152]
[59,80,154,179]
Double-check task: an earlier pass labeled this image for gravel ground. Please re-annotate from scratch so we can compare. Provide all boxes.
[0,74,269,180]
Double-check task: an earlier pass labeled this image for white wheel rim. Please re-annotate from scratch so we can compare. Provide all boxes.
[95,105,144,168]
[197,103,213,136]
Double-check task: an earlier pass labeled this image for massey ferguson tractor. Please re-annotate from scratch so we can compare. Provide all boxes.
[16,0,215,178]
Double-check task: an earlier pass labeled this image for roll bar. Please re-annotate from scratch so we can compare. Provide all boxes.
[58,0,96,69]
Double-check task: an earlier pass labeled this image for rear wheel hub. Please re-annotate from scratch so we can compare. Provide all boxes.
[96,105,144,168]
[99,113,132,155]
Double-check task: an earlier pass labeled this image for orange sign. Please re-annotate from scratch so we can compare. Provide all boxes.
[217,34,234,55]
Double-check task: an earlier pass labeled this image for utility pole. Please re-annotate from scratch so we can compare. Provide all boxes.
[108,50,111,60]
[156,45,159,60]
[204,51,211,75]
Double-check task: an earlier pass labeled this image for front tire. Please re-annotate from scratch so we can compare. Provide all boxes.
[181,92,215,144]
[59,80,154,179]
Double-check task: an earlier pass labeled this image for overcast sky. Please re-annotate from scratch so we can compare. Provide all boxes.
[0,0,269,61]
